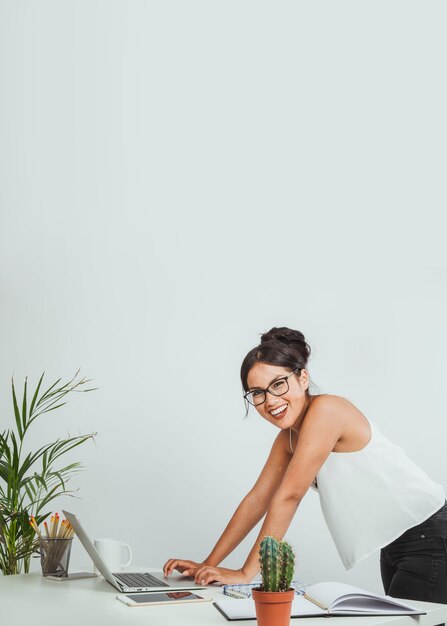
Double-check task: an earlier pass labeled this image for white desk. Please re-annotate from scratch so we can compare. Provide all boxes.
[2,571,447,626]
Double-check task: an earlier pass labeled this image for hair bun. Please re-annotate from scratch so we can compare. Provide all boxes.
[260,327,311,359]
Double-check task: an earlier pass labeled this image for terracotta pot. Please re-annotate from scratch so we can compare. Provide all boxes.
[252,588,295,626]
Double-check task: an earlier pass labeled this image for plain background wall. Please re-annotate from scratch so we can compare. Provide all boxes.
[1,1,446,593]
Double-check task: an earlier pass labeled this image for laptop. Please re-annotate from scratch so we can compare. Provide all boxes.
[63,510,206,593]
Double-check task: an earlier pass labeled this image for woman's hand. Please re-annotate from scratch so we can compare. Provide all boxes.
[189,565,251,585]
[163,559,204,578]
[163,559,251,585]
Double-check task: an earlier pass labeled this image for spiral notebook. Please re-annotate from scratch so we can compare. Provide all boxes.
[214,581,425,620]
[223,580,308,599]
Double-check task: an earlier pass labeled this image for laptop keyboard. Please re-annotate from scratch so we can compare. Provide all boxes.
[115,572,169,588]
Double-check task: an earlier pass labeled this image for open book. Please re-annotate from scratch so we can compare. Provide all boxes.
[214,581,426,620]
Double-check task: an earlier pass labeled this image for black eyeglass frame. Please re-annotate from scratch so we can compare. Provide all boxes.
[243,368,301,407]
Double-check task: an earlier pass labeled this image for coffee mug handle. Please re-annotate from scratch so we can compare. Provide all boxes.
[122,543,132,567]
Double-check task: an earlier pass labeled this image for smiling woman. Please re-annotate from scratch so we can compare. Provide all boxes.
[163,327,447,608]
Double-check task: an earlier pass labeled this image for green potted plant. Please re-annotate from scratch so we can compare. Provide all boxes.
[0,371,96,575]
[252,536,296,626]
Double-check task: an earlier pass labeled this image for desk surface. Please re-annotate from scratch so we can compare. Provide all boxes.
[2,571,447,626]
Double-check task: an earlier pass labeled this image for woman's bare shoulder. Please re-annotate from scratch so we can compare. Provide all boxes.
[307,393,364,429]
[301,394,347,429]
[310,394,370,451]
[311,393,361,411]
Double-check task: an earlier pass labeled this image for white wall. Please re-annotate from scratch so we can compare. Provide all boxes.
[1,1,446,593]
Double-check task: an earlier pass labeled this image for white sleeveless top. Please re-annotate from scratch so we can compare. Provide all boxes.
[309,418,445,570]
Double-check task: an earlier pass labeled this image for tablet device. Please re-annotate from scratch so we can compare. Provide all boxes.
[116,591,212,607]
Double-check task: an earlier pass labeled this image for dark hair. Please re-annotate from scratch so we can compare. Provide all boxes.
[240,327,312,414]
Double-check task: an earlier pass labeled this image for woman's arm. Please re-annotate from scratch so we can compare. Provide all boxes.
[203,430,292,566]
[163,430,292,578]
[192,396,345,584]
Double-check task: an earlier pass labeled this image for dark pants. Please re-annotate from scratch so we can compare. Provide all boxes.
[380,500,447,625]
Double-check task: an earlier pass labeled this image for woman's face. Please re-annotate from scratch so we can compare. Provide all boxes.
[246,362,309,430]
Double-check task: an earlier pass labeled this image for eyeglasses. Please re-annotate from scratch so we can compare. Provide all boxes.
[243,369,299,407]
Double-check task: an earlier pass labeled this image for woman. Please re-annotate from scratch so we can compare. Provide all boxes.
[163,327,447,603]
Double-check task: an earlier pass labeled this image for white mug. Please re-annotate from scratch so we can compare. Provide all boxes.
[93,538,132,573]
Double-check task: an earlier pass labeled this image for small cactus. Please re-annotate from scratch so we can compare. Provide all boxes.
[259,536,295,592]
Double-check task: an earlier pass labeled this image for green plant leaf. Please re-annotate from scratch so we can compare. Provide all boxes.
[29,372,45,418]
[0,431,11,465]
[9,431,20,492]
[35,402,67,417]
[46,434,96,465]
[11,380,23,440]
[42,450,48,474]
[23,482,36,505]
[21,378,28,434]
[34,377,62,408]
[36,483,65,512]
[32,472,48,491]
[17,441,56,484]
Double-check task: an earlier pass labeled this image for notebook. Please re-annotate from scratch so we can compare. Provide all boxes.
[63,510,206,593]
[214,581,426,620]
[223,580,308,598]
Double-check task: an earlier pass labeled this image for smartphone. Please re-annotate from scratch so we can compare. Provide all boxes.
[116,591,212,607]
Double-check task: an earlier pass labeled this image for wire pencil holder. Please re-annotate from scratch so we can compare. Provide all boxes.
[39,538,73,577]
